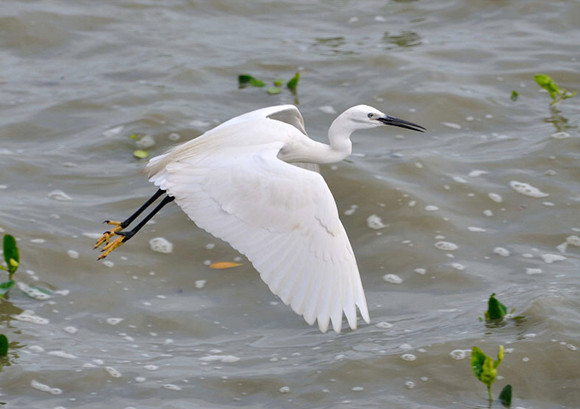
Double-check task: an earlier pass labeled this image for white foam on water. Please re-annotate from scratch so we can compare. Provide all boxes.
[541,254,566,264]
[149,237,173,253]
[434,241,458,251]
[48,190,72,201]
[367,214,387,229]
[383,274,403,284]
[30,379,62,395]
[509,181,549,198]
[488,193,503,203]
[494,247,510,257]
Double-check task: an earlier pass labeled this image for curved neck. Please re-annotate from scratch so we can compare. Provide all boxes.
[327,114,353,159]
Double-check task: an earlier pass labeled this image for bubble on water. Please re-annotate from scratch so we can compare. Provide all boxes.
[451,263,465,271]
[383,274,403,284]
[168,132,181,141]
[367,214,387,229]
[483,209,494,217]
[67,250,80,259]
[566,344,577,351]
[452,176,468,184]
[509,181,549,198]
[551,131,571,139]
[541,254,566,264]
[279,386,290,394]
[401,353,416,361]
[106,366,122,378]
[30,379,62,395]
[415,162,423,169]
[542,201,555,207]
[468,226,486,232]
[205,243,216,250]
[103,125,123,137]
[522,357,530,362]
[434,241,458,251]
[525,268,542,275]
[449,349,469,360]
[352,386,364,391]
[404,380,416,389]
[319,105,337,115]
[375,321,393,329]
[64,326,78,334]
[424,205,439,212]
[82,232,102,240]
[163,384,182,391]
[149,237,173,253]
[190,119,212,128]
[442,122,461,129]
[102,260,115,268]
[566,236,580,246]
[414,268,426,275]
[469,170,488,177]
[195,280,207,289]
[135,135,155,149]
[408,200,417,207]
[28,345,45,353]
[48,350,77,359]
[488,193,503,203]
[135,376,147,383]
[48,190,72,201]
[494,247,510,257]
[30,238,46,244]
[344,205,358,216]
[199,355,240,363]
[106,317,124,325]
[15,310,49,325]
[144,365,159,371]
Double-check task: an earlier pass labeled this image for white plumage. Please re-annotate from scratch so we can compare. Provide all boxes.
[141,104,424,332]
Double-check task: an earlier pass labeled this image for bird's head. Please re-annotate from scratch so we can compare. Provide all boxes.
[343,105,426,133]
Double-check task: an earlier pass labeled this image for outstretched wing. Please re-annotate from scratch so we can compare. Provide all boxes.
[212,105,306,136]
[149,142,369,333]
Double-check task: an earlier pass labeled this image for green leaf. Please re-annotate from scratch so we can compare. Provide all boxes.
[286,72,300,91]
[273,78,284,87]
[267,87,282,95]
[133,150,149,159]
[0,280,15,299]
[249,79,266,88]
[534,74,560,100]
[3,235,19,272]
[0,334,8,357]
[499,384,512,407]
[494,345,504,368]
[510,90,519,102]
[486,293,508,321]
[471,346,486,380]
[238,74,255,85]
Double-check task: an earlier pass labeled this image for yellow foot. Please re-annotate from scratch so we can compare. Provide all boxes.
[97,234,126,260]
[94,220,123,249]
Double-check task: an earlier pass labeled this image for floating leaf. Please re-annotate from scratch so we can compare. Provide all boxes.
[485,293,508,321]
[250,78,266,88]
[238,74,255,85]
[267,87,282,95]
[0,334,8,357]
[209,262,243,270]
[510,90,519,102]
[534,74,560,99]
[499,384,512,407]
[0,280,15,299]
[129,134,139,140]
[273,78,284,87]
[286,72,300,91]
[133,149,149,159]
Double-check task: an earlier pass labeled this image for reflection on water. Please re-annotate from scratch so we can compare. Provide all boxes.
[1,0,580,408]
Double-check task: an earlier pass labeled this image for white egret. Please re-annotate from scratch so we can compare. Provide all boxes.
[95,104,425,333]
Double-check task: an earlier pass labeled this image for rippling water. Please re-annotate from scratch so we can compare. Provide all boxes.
[1,1,579,408]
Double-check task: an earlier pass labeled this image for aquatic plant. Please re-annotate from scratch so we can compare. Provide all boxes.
[485,293,507,321]
[0,334,8,357]
[471,345,510,406]
[238,72,300,96]
[0,234,19,299]
[534,74,576,105]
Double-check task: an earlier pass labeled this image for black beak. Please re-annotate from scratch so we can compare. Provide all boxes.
[378,116,426,133]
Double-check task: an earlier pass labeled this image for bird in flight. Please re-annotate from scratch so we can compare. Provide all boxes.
[95,104,425,333]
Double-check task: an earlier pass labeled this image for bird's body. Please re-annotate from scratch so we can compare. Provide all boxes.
[95,104,425,333]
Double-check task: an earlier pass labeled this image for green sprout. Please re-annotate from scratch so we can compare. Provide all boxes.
[0,334,8,357]
[0,234,19,299]
[238,72,300,98]
[499,384,512,408]
[133,149,149,159]
[534,74,576,105]
[510,90,518,102]
[485,293,508,321]
[471,345,506,404]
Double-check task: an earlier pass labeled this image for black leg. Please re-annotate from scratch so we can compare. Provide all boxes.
[118,195,175,243]
[108,188,165,229]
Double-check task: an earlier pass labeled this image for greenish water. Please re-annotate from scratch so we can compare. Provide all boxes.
[1,1,579,408]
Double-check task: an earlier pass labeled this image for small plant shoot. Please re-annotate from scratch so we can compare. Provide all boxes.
[0,334,8,357]
[238,72,300,98]
[0,235,19,299]
[510,90,518,102]
[471,345,504,404]
[534,74,576,105]
[485,293,508,321]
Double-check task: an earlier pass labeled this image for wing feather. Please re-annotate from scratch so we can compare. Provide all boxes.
[150,141,369,333]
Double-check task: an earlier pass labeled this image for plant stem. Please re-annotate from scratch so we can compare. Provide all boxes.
[487,385,493,405]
